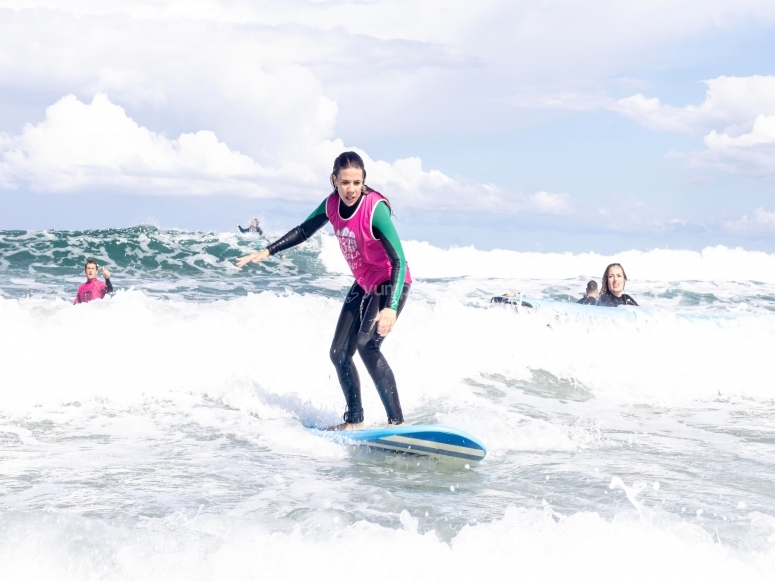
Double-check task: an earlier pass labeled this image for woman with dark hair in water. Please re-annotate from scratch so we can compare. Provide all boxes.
[236,152,411,430]
[596,263,638,307]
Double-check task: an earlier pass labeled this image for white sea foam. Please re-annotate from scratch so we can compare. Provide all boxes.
[1,285,773,416]
[1,506,773,581]
[2,232,775,576]
[398,240,775,282]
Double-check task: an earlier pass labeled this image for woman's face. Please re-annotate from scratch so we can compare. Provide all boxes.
[607,266,626,297]
[333,167,365,207]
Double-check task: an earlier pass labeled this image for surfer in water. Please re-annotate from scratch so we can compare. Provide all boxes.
[596,263,638,307]
[74,259,113,304]
[577,280,598,305]
[235,152,411,430]
[237,218,263,235]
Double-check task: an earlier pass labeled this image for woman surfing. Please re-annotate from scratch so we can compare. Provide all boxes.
[235,152,412,430]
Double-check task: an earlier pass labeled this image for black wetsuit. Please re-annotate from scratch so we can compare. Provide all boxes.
[577,296,597,305]
[596,291,638,307]
[238,224,263,235]
[265,194,410,424]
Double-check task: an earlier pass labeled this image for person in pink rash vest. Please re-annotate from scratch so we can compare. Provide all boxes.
[74,259,114,304]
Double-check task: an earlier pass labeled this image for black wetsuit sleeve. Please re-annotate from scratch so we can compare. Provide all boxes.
[625,294,638,306]
[371,201,407,311]
[238,226,249,233]
[265,200,329,256]
[105,278,113,294]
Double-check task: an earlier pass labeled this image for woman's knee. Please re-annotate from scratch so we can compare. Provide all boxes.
[330,343,350,368]
[355,331,378,358]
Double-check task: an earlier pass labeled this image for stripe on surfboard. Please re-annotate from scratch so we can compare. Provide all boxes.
[366,437,485,461]
[382,435,485,458]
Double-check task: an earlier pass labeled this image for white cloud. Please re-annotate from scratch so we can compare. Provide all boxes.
[0,2,587,215]
[724,208,775,233]
[3,1,775,147]
[527,191,573,215]
[0,93,306,196]
[593,194,686,234]
[0,93,571,215]
[610,76,775,177]
[3,0,775,217]
[697,114,775,176]
[615,76,775,136]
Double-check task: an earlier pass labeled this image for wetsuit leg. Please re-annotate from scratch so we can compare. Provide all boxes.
[355,281,411,424]
[329,283,367,423]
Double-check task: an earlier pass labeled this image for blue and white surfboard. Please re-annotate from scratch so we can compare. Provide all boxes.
[318,424,487,463]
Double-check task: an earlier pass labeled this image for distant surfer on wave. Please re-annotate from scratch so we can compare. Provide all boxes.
[74,259,113,304]
[237,217,263,235]
[596,263,638,307]
[236,152,412,430]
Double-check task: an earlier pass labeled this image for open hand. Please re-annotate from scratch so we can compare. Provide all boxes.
[375,308,397,336]
[235,249,270,268]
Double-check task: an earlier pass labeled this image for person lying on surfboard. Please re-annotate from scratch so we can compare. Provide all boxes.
[235,151,412,431]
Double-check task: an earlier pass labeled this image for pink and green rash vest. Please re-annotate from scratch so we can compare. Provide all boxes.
[74,277,113,304]
[325,191,411,296]
[265,190,411,310]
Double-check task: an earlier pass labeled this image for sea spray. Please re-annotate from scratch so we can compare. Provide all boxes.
[1,227,775,578]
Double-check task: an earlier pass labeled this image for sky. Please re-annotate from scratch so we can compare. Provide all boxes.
[1,0,775,252]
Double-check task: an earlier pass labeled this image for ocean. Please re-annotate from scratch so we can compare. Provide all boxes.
[1,226,774,579]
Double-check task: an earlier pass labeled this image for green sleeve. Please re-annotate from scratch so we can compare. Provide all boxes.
[372,201,407,310]
[305,199,327,222]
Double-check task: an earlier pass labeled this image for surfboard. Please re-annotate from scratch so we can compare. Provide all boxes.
[317,424,487,463]
[490,295,534,309]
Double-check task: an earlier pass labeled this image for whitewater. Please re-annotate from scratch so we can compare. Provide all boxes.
[1,226,774,580]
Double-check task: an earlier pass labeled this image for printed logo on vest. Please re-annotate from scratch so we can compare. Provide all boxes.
[335,227,362,270]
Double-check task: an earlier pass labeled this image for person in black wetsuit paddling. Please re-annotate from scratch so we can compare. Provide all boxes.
[237,218,262,235]
[596,263,638,307]
[235,152,412,430]
[577,280,598,305]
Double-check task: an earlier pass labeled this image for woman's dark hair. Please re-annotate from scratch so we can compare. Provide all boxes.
[330,151,372,192]
[600,263,627,294]
[330,151,393,214]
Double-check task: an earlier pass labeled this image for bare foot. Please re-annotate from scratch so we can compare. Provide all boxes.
[324,422,365,431]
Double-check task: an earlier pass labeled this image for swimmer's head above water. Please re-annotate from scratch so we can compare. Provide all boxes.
[84,258,110,281]
[601,263,627,297]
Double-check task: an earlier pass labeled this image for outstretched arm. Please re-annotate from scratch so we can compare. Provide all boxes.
[235,200,329,268]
